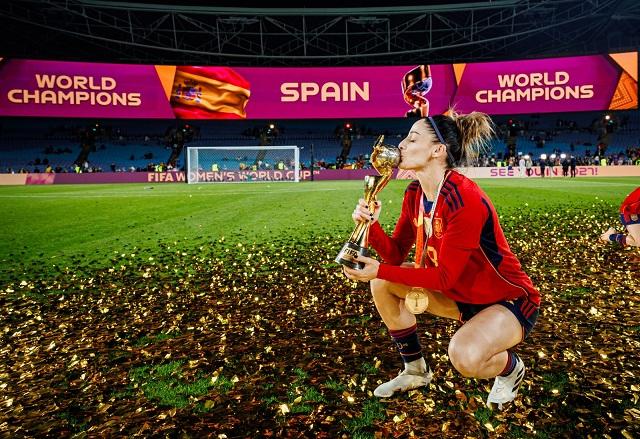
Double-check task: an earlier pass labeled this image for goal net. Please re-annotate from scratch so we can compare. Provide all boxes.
[186,145,300,184]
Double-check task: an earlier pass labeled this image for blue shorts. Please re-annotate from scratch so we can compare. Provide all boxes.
[456,296,539,340]
[620,213,640,226]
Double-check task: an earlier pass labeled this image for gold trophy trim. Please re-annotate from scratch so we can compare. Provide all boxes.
[335,135,400,270]
[402,64,432,118]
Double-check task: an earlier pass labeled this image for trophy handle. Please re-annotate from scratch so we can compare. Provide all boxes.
[346,174,389,250]
[335,137,399,270]
[347,200,375,246]
[370,135,385,165]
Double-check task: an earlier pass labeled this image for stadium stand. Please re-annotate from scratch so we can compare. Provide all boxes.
[1,110,639,173]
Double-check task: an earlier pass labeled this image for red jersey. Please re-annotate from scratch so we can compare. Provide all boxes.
[369,170,541,306]
[620,186,640,225]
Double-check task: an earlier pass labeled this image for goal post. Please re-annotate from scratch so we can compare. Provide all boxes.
[186,145,300,184]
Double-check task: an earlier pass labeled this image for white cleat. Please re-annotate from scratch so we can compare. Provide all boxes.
[373,368,433,398]
[486,355,525,410]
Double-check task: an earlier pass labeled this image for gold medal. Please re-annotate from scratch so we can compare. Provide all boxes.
[405,287,429,314]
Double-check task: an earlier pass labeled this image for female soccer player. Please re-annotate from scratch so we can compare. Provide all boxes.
[600,186,640,248]
[343,111,541,409]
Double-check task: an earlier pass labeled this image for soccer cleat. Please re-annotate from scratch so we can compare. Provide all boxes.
[486,355,526,410]
[373,368,433,398]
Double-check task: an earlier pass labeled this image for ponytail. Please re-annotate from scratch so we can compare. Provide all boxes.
[450,109,494,166]
[426,109,494,168]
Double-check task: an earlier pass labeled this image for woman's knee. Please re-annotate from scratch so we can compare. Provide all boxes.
[448,338,484,378]
[370,278,389,298]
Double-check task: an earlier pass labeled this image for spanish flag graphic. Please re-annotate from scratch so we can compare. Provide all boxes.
[169,66,251,119]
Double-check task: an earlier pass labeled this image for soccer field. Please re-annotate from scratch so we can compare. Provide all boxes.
[0,176,637,280]
[0,176,638,437]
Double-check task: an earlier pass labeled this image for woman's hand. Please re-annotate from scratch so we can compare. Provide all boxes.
[352,199,382,225]
[343,255,380,282]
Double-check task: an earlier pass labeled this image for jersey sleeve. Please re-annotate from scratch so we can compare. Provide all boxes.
[368,189,416,266]
[377,189,487,291]
[621,187,640,214]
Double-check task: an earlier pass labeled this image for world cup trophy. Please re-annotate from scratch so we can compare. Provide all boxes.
[402,64,432,118]
[335,135,400,270]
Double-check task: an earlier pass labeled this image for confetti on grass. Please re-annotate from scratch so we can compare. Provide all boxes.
[0,204,638,437]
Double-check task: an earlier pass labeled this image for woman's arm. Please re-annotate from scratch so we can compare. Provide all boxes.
[368,193,416,265]
[348,193,488,289]
[377,197,485,290]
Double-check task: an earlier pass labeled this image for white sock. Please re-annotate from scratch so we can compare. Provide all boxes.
[404,357,427,375]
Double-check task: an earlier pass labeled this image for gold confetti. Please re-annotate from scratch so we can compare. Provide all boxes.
[1,195,638,437]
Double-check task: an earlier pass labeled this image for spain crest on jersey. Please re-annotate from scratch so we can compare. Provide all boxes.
[433,217,444,239]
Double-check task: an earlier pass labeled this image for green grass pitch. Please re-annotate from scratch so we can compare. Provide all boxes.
[0,176,638,437]
[0,176,636,277]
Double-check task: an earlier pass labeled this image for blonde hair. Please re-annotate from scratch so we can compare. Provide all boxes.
[450,110,494,165]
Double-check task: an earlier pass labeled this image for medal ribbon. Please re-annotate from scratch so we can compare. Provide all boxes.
[414,172,448,268]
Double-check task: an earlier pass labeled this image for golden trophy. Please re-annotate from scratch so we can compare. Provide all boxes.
[335,135,400,270]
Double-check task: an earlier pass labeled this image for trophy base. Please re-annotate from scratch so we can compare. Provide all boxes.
[335,242,370,270]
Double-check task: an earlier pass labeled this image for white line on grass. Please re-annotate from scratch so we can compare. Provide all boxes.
[480,181,639,188]
[0,187,340,198]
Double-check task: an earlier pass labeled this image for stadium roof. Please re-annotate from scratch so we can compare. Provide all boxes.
[1,0,639,65]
